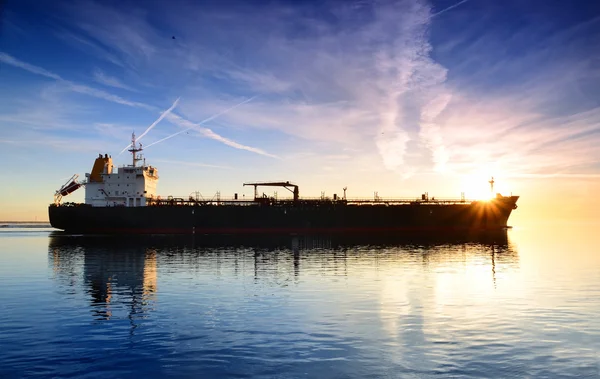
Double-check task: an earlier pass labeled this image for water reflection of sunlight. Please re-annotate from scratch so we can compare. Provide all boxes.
[143,249,158,301]
[377,239,519,347]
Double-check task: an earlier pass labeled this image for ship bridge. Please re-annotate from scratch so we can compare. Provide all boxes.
[84,133,158,207]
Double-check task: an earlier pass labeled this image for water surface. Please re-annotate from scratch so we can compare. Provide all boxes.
[1,224,599,378]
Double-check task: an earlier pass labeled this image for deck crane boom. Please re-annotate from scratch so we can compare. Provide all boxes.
[244,181,299,201]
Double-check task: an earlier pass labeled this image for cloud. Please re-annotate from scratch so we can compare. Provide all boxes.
[152,159,231,169]
[54,29,125,67]
[507,173,600,179]
[0,88,92,131]
[0,132,118,153]
[418,92,452,171]
[154,0,450,172]
[93,69,137,91]
[417,94,600,179]
[66,2,158,68]
[5,0,600,180]
[0,52,151,109]
[216,68,291,93]
[66,82,150,108]
[0,52,62,80]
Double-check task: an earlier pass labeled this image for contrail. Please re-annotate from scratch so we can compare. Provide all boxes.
[144,95,258,149]
[431,0,469,17]
[119,97,181,154]
[137,97,180,141]
[194,125,277,158]
[142,128,185,149]
[196,95,257,124]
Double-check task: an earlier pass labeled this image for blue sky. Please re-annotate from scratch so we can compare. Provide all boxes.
[1,0,599,221]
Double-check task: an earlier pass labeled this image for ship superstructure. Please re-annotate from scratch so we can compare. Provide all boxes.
[56,134,159,208]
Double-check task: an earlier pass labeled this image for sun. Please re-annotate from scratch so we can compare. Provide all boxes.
[461,172,496,200]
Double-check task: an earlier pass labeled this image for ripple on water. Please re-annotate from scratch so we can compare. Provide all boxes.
[0,231,599,378]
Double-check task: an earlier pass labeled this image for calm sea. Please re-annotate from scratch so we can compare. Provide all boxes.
[1,222,599,378]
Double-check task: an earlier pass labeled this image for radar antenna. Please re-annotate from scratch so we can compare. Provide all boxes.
[128,132,143,167]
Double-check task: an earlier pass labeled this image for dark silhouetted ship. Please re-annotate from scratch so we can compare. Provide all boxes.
[49,134,519,234]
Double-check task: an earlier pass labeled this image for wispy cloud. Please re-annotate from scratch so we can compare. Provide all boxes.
[60,1,173,71]
[54,29,125,67]
[216,68,291,93]
[416,94,600,179]
[506,173,600,179]
[0,132,118,153]
[0,88,92,131]
[164,1,447,172]
[0,52,151,109]
[93,69,137,91]
[152,159,231,169]
[0,52,62,80]
[66,82,150,109]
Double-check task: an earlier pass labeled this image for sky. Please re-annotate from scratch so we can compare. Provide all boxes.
[0,0,599,222]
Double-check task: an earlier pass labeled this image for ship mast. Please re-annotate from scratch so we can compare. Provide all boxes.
[128,132,143,167]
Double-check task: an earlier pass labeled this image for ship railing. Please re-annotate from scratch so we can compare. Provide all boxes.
[145,196,481,206]
[314,197,479,205]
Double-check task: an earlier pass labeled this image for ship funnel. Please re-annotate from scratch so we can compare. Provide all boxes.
[90,155,112,183]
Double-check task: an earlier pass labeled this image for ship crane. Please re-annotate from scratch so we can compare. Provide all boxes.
[54,174,85,205]
[243,181,299,201]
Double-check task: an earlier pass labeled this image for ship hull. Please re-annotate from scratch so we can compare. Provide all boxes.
[49,197,518,234]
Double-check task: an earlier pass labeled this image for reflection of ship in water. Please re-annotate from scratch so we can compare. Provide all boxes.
[49,230,518,320]
[49,235,157,321]
[85,248,157,320]
[50,228,513,250]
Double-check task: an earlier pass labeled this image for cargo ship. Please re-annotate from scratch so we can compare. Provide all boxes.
[48,134,519,234]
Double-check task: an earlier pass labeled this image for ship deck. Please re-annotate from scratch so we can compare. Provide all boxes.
[146,197,483,207]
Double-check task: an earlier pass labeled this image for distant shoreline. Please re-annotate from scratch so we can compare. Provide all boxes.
[0,221,51,224]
